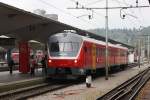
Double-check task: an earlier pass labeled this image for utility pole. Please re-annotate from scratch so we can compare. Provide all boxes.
[138,39,141,68]
[148,36,150,63]
[105,0,109,80]
[68,1,150,80]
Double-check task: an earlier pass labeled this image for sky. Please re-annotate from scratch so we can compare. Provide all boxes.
[0,0,150,30]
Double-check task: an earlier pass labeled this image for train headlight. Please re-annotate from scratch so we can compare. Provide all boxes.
[74,60,77,63]
[48,60,52,63]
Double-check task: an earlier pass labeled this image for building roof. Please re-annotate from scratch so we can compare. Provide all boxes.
[0,2,134,49]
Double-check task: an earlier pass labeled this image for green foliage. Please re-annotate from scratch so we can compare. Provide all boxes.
[88,26,150,46]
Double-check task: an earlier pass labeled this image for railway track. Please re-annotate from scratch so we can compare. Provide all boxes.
[97,66,150,100]
[135,79,150,100]
[0,63,138,72]
[0,78,81,100]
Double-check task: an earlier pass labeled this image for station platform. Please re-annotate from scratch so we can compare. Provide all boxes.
[0,68,44,85]
[28,63,150,100]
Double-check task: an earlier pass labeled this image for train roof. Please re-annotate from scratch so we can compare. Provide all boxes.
[50,32,128,50]
[81,35,128,50]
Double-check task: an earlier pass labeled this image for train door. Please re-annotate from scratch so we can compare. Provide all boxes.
[92,44,96,72]
[84,44,89,69]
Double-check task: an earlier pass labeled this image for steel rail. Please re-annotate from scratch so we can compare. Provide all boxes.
[97,67,150,100]
[129,70,150,100]
[0,79,82,100]
[108,77,142,100]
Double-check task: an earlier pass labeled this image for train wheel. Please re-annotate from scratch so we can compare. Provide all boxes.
[86,75,92,88]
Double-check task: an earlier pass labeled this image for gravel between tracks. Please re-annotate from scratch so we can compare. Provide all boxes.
[28,64,149,100]
[135,78,150,100]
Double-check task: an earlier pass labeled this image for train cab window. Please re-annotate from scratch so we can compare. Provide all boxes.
[50,42,59,52]
[49,42,80,57]
[64,42,72,51]
[73,43,79,52]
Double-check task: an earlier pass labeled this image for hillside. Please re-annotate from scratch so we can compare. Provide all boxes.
[88,26,150,46]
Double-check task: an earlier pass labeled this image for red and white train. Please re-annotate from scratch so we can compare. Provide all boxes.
[47,31,128,76]
[11,49,44,65]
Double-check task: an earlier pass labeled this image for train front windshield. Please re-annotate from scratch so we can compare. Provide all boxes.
[49,42,79,57]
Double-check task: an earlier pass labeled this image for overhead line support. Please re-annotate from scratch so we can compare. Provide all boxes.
[68,5,150,10]
[68,2,150,81]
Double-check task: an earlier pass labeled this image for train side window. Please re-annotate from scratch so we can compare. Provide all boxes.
[96,48,99,56]
[101,49,103,56]
[101,49,105,56]
[100,48,103,56]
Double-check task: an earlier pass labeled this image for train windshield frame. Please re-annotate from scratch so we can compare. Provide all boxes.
[49,42,80,57]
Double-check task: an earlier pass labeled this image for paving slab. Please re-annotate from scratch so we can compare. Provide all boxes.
[0,69,44,85]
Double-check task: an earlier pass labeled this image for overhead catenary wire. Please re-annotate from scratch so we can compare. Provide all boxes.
[126,16,141,29]
[123,0,132,6]
[113,0,144,29]
[38,0,149,30]
[137,0,150,27]
[69,0,149,30]
[84,0,105,6]
[122,1,145,28]
[136,0,148,28]
[122,0,137,14]
[37,0,101,28]
[69,0,105,18]
[138,8,146,27]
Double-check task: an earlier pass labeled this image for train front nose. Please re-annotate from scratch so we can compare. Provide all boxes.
[48,59,79,68]
[47,58,85,75]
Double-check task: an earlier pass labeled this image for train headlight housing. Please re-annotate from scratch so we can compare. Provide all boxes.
[74,60,77,63]
[48,59,52,63]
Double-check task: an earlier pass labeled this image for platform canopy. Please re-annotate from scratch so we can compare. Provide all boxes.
[0,2,133,49]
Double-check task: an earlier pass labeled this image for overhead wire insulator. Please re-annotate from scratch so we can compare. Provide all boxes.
[122,14,126,19]
[136,0,138,7]
[76,1,79,8]
[88,15,92,19]
[120,8,126,19]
